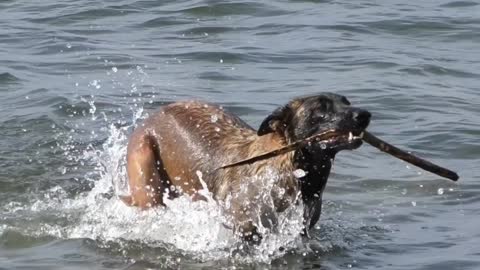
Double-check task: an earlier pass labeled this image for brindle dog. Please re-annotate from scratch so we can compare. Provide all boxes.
[120,93,371,242]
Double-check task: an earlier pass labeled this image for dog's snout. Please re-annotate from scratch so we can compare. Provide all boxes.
[348,108,371,127]
[354,109,371,123]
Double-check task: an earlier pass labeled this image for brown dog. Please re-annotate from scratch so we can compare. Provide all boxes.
[120,93,371,242]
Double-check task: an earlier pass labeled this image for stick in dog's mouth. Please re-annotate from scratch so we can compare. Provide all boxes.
[361,131,459,181]
[219,130,459,181]
[218,129,342,170]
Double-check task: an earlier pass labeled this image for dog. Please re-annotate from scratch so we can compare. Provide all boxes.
[120,93,371,243]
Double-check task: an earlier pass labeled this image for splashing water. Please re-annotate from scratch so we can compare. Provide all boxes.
[0,60,381,266]
[10,101,308,264]
[0,69,376,265]
[72,118,306,262]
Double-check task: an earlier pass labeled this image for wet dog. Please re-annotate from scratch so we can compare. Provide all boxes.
[120,93,371,242]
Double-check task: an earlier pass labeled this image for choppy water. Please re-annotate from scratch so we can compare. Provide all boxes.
[1,0,479,269]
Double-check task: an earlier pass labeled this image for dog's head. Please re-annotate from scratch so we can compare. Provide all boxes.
[258,93,371,232]
[258,93,371,154]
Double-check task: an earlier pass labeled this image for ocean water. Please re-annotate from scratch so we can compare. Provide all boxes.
[1,0,479,269]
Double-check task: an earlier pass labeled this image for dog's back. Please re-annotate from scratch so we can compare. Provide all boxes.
[125,101,294,201]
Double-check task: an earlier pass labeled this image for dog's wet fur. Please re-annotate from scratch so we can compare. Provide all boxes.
[121,93,371,243]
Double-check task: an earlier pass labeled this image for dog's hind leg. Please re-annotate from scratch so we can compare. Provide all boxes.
[120,133,164,209]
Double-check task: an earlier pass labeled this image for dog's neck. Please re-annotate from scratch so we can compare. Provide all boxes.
[293,149,333,199]
[293,148,334,229]
[253,132,288,151]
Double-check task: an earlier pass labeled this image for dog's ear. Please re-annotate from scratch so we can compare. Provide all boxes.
[340,95,351,105]
[257,105,292,136]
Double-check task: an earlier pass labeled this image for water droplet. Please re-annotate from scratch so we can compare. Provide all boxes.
[219,59,223,63]
[66,43,72,49]
[214,127,220,132]
[411,201,417,207]
[293,169,307,178]
[437,188,444,195]
[320,143,326,150]
[401,188,407,195]
[112,67,118,73]
[210,114,218,123]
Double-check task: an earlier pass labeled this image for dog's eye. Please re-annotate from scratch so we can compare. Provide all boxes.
[311,112,326,122]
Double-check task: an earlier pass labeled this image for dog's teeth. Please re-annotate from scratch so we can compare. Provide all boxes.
[348,132,353,141]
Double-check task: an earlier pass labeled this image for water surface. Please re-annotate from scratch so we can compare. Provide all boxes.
[1,0,479,269]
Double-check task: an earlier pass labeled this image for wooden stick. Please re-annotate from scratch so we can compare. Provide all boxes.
[218,129,459,182]
[218,129,340,169]
[362,131,459,181]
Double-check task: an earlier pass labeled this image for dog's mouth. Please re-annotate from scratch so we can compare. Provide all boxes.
[316,129,365,152]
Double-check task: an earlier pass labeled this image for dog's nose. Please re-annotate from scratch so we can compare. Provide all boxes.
[348,108,371,127]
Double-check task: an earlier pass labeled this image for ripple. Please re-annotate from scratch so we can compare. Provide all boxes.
[179,2,289,17]
[344,60,400,69]
[440,1,479,7]
[52,99,120,118]
[197,71,242,81]
[138,17,191,28]
[398,65,478,78]
[0,229,55,249]
[29,7,138,25]
[150,51,252,64]
[179,26,240,36]
[315,24,375,34]
[362,19,459,35]
[0,72,20,85]
[417,260,480,270]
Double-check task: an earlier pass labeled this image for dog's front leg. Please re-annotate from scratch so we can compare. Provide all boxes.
[301,196,323,237]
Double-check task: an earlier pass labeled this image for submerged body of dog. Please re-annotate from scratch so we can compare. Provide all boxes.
[121,93,371,242]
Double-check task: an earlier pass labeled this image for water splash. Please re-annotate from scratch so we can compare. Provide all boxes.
[71,121,308,262]
[0,64,369,263]
[5,99,308,263]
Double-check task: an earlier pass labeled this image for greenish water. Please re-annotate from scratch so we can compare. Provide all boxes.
[1,0,479,269]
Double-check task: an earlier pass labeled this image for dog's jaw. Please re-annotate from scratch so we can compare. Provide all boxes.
[320,130,365,152]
